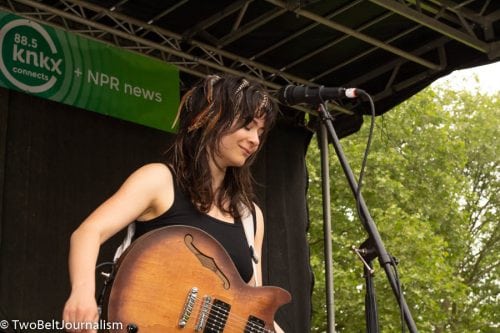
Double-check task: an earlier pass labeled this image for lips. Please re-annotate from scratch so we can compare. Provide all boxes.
[240,146,252,156]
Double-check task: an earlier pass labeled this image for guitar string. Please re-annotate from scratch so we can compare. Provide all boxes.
[186,297,260,329]
[181,296,273,333]
[209,300,271,332]
[203,306,270,333]
[204,316,269,333]
[204,318,267,333]
[191,299,271,333]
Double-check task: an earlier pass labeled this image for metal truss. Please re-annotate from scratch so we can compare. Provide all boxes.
[0,0,498,112]
[0,0,305,89]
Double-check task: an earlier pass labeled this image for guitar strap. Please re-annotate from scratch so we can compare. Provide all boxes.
[113,223,135,262]
[241,204,260,287]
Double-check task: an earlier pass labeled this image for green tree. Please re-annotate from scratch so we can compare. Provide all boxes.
[306,82,499,332]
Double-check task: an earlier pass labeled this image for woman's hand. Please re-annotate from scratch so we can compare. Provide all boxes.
[62,288,99,333]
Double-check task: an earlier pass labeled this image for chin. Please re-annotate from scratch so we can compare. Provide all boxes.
[233,161,246,167]
[230,157,247,167]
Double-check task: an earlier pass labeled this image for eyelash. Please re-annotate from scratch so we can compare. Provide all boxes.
[243,123,264,137]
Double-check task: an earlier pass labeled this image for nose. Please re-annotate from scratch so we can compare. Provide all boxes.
[249,129,260,146]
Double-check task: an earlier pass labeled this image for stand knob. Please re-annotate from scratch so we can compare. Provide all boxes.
[127,323,138,332]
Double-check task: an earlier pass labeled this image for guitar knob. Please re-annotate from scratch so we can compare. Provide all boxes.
[127,323,138,332]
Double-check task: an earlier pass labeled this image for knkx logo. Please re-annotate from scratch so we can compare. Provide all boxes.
[0,18,64,94]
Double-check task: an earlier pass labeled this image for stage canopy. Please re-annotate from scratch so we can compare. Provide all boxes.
[2,0,499,134]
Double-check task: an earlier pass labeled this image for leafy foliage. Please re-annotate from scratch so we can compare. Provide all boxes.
[306,83,499,332]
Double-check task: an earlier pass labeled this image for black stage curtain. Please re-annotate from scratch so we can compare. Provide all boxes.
[0,88,313,332]
[253,115,314,332]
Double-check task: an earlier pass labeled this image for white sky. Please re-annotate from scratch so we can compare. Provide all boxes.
[431,61,500,94]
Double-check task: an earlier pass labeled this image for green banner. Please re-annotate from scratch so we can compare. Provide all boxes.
[0,12,179,132]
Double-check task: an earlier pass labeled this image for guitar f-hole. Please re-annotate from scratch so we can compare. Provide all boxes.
[184,234,230,289]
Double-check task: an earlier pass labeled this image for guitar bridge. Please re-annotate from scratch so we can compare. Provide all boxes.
[194,296,212,331]
[178,287,198,328]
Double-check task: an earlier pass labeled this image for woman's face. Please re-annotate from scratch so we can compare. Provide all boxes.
[215,116,266,168]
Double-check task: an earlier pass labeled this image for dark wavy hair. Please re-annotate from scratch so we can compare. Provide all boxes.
[167,74,278,219]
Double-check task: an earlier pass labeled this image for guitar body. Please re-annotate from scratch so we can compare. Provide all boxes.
[105,225,291,332]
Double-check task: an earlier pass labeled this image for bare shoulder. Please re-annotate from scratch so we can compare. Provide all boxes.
[127,163,173,187]
[134,162,172,177]
[130,163,175,221]
[116,163,174,204]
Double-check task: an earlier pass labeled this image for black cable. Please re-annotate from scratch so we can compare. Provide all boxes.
[354,92,406,332]
[354,90,375,228]
[95,261,116,316]
[391,256,405,333]
[95,261,114,270]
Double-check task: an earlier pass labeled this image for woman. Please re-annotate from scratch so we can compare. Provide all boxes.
[62,74,285,332]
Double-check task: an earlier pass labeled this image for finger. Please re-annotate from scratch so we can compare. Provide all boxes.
[63,307,77,332]
[80,311,99,333]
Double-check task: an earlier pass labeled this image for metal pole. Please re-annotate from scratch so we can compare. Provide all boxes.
[319,122,336,333]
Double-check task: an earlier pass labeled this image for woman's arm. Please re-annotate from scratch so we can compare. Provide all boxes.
[62,163,173,332]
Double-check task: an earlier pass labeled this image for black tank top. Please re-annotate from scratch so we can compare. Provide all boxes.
[133,166,254,283]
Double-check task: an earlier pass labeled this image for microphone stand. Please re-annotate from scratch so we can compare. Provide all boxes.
[316,102,418,333]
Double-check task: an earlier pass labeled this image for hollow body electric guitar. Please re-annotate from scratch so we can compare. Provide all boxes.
[105,225,291,332]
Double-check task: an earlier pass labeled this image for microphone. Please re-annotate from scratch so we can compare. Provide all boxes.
[277,85,362,106]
